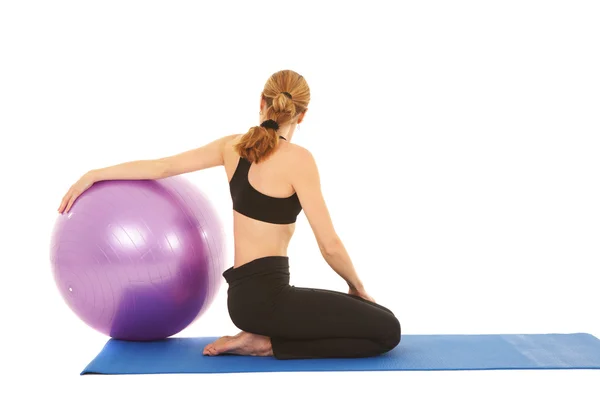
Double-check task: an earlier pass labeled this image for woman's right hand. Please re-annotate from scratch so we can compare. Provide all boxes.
[58,172,96,214]
[349,286,376,304]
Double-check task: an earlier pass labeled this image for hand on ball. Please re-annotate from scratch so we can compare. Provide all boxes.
[58,173,95,214]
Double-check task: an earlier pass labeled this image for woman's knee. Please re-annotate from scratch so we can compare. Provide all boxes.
[382,314,401,351]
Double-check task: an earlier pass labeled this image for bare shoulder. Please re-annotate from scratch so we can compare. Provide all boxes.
[280,143,319,182]
[222,133,244,156]
[283,142,316,166]
[224,133,244,146]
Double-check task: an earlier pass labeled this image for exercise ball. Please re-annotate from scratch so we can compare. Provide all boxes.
[49,176,226,341]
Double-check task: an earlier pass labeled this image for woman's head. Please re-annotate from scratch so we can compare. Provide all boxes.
[235,70,310,163]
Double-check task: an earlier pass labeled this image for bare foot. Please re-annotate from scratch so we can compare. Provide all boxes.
[203,331,273,357]
[203,335,234,356]
[202,331,247,355]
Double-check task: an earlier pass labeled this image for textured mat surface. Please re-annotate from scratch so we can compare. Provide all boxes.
[81,333,600,375]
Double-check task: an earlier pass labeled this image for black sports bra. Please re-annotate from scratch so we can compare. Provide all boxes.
[229,138,302,224]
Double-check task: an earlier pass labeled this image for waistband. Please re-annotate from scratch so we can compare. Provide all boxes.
[222,256,290,284]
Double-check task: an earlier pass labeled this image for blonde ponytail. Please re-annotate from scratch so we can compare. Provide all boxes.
[234,70,310,163]
[234,124,280,163]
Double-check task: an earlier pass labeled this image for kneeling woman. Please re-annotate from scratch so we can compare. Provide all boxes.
[58,70,401,359]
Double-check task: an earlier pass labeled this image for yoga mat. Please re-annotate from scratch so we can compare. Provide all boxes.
[81,333,600,375]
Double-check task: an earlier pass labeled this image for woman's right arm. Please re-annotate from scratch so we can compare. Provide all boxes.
[87,134,239,182]
[291,147,365,292]
[58,134,238,213]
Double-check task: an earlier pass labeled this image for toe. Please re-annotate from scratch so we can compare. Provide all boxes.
[203,343,215,356]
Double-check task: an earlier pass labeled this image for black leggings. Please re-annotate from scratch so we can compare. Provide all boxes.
[222,256,401,360]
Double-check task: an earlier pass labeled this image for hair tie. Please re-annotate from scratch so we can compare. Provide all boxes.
[260,119,279,131]
[281,91,292,99]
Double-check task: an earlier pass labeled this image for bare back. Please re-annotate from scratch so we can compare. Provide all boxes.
[223,135,299,267]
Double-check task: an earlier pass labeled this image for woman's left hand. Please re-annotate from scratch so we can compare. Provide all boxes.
[348,286,376,303]
[58,172,96,214]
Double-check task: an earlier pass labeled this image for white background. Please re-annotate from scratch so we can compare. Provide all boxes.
[1,0,599,399]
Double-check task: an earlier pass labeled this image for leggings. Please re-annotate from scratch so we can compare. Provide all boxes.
[222,256,401,360]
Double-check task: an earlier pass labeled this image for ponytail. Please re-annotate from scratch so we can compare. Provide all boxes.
[234,123,280,163]
[234,91,297,163]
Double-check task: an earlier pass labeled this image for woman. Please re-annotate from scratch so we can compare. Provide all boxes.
[58,70,401,359]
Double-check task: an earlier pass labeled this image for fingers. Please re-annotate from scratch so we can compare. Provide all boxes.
[360,292,376,303]
[58,187,79,214]
[58,190,71,213]
[65,192,79,213]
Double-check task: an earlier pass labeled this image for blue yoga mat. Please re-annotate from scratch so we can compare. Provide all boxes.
[81,333,600,375]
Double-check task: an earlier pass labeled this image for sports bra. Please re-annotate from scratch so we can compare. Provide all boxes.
[229,137,302,224]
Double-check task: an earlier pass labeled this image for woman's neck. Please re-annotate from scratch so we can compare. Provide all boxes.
[277,123,296,142]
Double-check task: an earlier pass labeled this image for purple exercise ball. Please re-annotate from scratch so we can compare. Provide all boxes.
[50,176,226,341]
